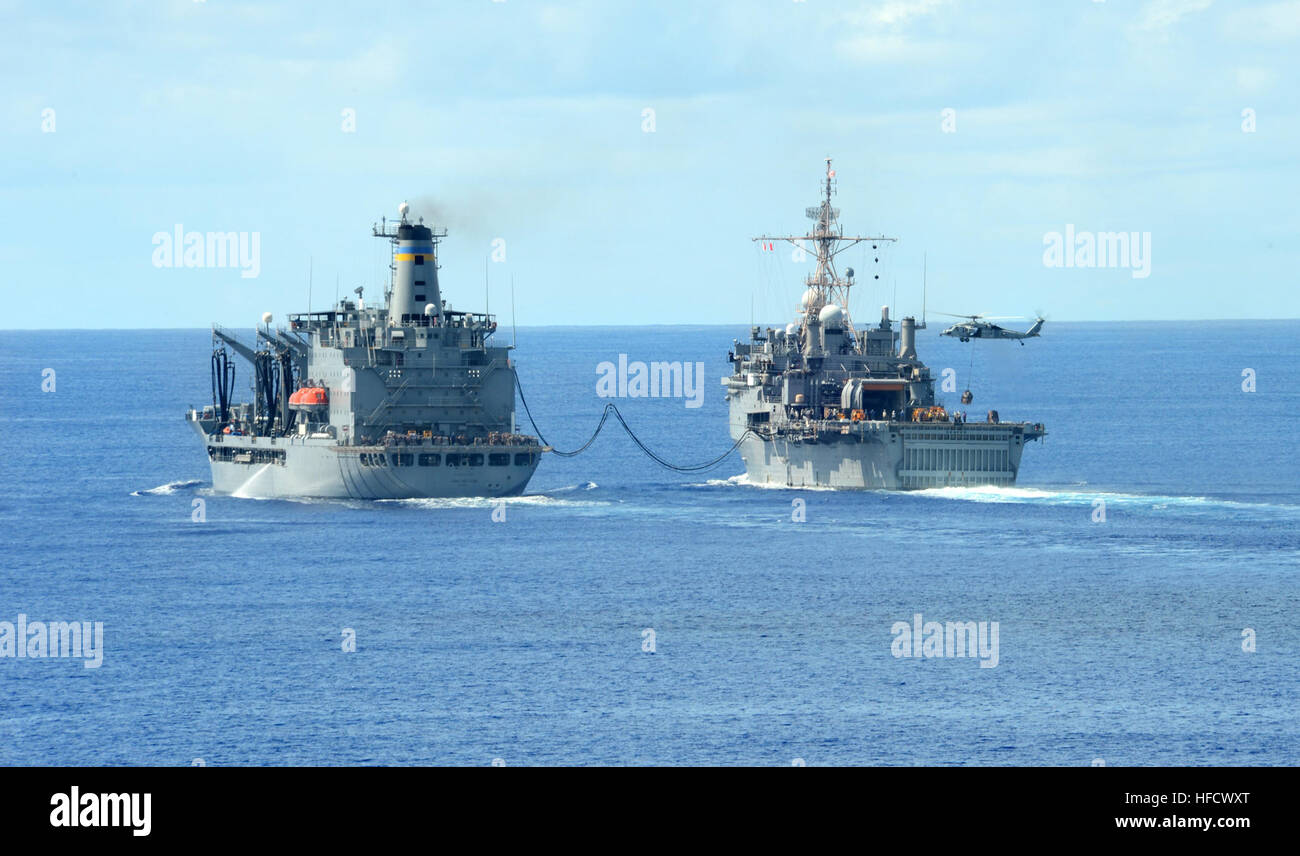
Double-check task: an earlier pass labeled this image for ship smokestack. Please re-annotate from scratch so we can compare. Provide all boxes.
[389,216,441,323]
[900,316,917,359]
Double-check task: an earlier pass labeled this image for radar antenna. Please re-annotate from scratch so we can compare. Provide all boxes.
[753,158,896,335]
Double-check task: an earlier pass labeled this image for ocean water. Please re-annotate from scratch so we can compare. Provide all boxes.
[0,321,1297,766]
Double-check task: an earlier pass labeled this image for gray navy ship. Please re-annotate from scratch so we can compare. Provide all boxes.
[187,203,542,499]
[724,161,1045,489]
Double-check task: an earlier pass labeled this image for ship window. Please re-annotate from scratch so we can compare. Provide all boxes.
[489,453,510,466]
[393,453,414,467]
[418,453,441,467]
[514,453,534,466]
[468,453,484,467]
[415,256,424,265]
[446,453,463,467]
[415,295,425,302]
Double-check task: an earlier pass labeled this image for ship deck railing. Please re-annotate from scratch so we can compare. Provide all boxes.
[761,418,1045,440]
[206,431,541,448]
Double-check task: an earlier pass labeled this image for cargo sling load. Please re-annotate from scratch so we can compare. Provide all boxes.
[723,161,1046,489]
[187,202,542,499]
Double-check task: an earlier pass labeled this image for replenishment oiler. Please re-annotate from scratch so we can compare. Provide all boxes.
[724,161,1046,489]
[187,203,542,499]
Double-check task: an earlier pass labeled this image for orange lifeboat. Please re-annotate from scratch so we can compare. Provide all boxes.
[288,386,328,407]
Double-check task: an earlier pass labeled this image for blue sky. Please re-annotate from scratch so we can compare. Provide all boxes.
[3,0,1297,328]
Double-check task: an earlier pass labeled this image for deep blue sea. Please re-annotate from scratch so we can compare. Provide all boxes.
[1,322,1297,766]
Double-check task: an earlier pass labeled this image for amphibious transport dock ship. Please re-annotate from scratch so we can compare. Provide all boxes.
[187,203,542,499]
[724,162,1045,489]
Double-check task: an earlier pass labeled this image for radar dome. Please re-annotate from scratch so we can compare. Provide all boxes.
[261,312,273,326]
[785,323,798,336]
[818,304,844,328]
[398,201,410,219]
[800,288,819,310]
[423,304,436,316]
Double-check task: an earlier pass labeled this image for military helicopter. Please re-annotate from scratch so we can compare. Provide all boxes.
[938,313,1045,344]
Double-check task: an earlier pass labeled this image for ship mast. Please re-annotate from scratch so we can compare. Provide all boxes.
[753,158,896,336]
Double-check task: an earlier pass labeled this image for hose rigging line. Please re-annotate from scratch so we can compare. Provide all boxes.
[513,372,752,473]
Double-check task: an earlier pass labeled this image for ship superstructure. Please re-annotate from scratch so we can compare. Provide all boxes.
[723,161,1045,489]
[187,203,542,499]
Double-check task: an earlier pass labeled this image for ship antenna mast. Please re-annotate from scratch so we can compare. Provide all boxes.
[752,158,897,337]
[921,252,928,329]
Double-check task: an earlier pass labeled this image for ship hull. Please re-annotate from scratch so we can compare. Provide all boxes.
[194,427,540,500]
[731,419,1037,490]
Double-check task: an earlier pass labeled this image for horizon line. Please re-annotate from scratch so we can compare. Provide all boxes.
[3,317,1300,333]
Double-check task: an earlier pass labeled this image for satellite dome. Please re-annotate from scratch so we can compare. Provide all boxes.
[800,288,819,310]
[785,323,798,336]
[423,304,436,316]
[818,304,844,328]
[398,201,410,219]
[261,312,273,325]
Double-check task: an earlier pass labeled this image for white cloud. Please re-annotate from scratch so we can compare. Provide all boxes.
[1222,0,1300,41]
[867,0,955,26]
[836,0,959,64]
[1235,65,1278,92]
[834,33,956,64]
[1132,0,1214,34]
